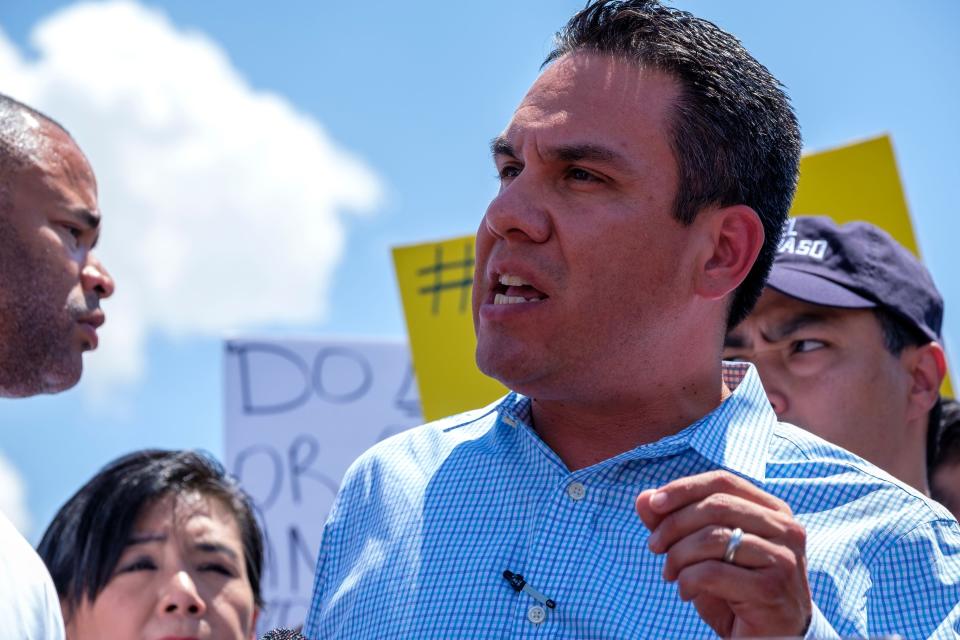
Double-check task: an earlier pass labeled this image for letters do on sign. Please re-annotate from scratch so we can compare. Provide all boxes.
[223,338,422,633]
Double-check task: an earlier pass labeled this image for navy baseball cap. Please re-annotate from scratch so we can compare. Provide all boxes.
[767,215,943,342]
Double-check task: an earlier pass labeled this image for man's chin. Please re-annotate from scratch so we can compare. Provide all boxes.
[0,372,79,397]
[476,346,548,397]
[0,337,85,396]
[37,360,83,395]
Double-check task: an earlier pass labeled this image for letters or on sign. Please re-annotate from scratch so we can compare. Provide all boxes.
[223,338,422,633]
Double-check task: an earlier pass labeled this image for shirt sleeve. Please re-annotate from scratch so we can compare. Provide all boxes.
[302,459,358,640]
[804,601,841,640]
[40,571,66,640]
[866,518,960,639]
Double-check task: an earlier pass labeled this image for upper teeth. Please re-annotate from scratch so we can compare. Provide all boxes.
[495,273,542,305]
[499,274,529,286]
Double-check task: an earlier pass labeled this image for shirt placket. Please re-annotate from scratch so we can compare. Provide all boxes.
[503,467,597,639]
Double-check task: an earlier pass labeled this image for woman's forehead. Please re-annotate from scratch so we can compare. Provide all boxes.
[132,491,242,542]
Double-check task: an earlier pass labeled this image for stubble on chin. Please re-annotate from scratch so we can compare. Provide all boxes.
[0,221,87,395]
[0,331,82,396]
[0,295,83,396]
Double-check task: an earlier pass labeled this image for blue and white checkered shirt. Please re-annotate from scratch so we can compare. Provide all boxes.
[304,363,960,639]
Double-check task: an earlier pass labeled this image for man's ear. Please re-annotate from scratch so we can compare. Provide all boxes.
[694,204,764,300]
[904,341,947,423]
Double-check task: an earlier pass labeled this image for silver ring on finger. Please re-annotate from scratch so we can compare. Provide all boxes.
[723,527,744,564]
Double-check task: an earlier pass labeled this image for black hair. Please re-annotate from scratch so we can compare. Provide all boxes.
[872,306,943,470]
[933,398,960,468]
[37,449,265,617]
[545,0,802,327]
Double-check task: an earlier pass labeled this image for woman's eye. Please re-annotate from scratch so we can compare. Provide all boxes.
[199,562,235,577]
[793,339,826,354]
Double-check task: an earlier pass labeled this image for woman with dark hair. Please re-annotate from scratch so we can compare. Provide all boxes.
[38,449,264,640]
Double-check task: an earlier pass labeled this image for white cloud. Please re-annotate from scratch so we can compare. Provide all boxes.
[0,1,382,393]
[0,452,31,537]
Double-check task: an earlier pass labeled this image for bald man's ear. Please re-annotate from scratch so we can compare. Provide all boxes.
[905,342,947,423]
[694,205,764,300]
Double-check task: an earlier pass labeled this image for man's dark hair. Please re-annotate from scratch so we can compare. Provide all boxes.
[37,449,265,618]
[873,306,943,470]
[933,398,960,468]
[545,0,802,327]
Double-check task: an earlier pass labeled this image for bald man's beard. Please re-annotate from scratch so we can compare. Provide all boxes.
[0,222,85,397]
[0,299,83,397]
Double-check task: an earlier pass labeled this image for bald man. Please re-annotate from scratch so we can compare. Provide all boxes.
[1,93,114,638]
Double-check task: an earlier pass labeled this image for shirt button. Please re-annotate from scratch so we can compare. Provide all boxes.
[527,604,546,624]
[567,481,586,501]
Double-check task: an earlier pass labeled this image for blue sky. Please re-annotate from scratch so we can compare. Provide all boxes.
[0,0,958,543]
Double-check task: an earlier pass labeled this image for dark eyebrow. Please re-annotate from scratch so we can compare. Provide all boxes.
[489,136,629,170]
[552,143,627,166]
[127,532,166,546]
[195,542,238,560]
[490,136,515,158]
[724,311,837,350]
[764,312,832,343]
[125,534,238,560]
[69,208,101,230]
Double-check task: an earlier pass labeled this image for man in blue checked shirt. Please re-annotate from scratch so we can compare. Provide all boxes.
[305,1,960,638]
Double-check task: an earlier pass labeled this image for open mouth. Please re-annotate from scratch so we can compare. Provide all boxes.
[493,273,548,305]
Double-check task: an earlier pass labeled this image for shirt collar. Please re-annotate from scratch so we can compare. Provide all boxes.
[497,362,776,483]
[685,362,776,483]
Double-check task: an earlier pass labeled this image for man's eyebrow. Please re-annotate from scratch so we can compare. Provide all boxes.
[490,136,515,158]
[552,143,628,167]
[68,208,101,230]
[764,312,832,343]
[490,137,630,168]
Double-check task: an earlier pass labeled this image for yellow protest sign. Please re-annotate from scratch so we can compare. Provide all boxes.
[392,237,506,421]
[792,135,918,252]
[790,134,952,397]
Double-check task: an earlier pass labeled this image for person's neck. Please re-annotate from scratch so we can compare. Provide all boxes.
[886,424,931,496]
[529,362,730,472]
[888,457,930,496]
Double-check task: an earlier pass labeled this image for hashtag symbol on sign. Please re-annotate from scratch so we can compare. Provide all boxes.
[417,242,474,316]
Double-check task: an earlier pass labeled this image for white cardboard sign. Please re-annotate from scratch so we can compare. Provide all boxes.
[223,338,422,632]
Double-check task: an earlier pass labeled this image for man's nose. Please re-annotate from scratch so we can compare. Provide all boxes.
[158,571,207,617]
[482,172,552,244]
[81,254,115,299]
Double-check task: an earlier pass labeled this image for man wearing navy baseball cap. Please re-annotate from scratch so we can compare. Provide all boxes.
[725,215,947,494]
